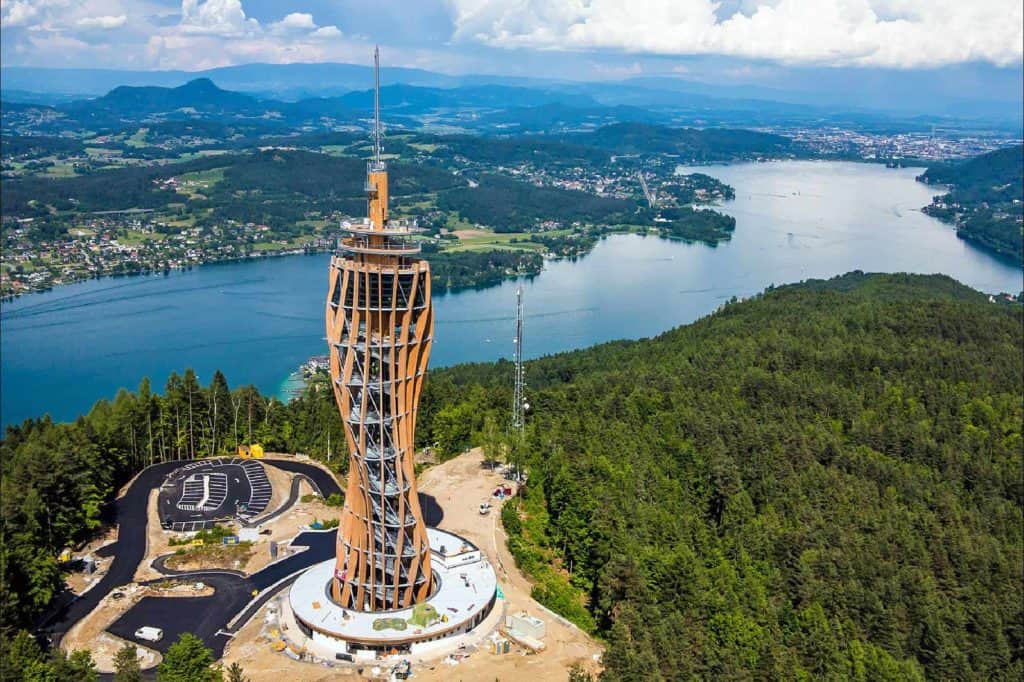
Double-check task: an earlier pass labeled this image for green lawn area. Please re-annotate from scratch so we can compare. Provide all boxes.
[117,230,167,245]
[173,150,231,163]
[41,162,78,178]
[252,237,307,252]
[297,219,332,231]
[320,145,355,156]
[444,211,476,231]
[176,167,226,197]
[164,217,196,228]
[444,227,543,253]
[391,195,438,215]
[84,147,123,158]
[409,143,440,152]
[125,128,150,148]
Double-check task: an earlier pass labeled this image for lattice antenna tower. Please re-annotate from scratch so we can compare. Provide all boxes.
[512,285,526,434]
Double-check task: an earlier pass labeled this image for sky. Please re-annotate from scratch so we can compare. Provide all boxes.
[1,0,1022,86]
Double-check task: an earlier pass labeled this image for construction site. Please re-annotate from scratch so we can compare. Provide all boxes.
[221,448,602,681]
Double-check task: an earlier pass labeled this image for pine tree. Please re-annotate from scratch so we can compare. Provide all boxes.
[113,642,142,682]
[225,661,249,682]
[49,648,99,682]
[156,633,221,682]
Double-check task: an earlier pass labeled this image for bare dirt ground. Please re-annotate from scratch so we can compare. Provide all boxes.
[261,462,295,516]
[64,526,118,594]
[221,449,603,681]
[414,449,603,681]
[135,489,175,582]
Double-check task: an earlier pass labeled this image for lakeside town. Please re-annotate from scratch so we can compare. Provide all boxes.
[2,125,1019,299]
[0,213,334,298]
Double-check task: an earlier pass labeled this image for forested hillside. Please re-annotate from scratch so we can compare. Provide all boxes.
[567,123,799,159]
[2,273,1020,681]
[420,272,1023,680]
[918,145,1024,262]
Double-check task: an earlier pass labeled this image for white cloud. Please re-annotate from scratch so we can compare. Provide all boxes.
[1,0,41,27]
[140,6,348,69]
[76,14,126,29]
[179,0,257,37]
[270,11,315,33]
[446,0,1024,68]
[310,25,341,40]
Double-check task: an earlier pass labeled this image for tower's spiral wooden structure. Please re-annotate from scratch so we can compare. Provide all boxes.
[326,47,434,611]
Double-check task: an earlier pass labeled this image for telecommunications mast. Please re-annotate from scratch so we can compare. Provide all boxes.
[512,285,526,436]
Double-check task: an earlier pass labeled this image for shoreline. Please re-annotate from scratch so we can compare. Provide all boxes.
[1,247,329,303]
[5,160,1021,429]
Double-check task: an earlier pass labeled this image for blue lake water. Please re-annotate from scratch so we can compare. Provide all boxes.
[2,161,1020,427]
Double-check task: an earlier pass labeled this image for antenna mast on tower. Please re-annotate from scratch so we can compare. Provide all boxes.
[373,45,382,170]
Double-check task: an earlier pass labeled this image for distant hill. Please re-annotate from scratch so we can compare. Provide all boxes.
[919,145,1024,194]
[7,80,615,132]
[4,61,1020,128]
[289,83,601,118]
[919,145,1024,262]
[567,122,800,160]
[65,78,265,117]
[472,102,664,132]
[0,63,462,98]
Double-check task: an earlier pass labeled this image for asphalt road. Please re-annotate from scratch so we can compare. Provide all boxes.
[39,461,183,640]
[107,530,337,658]
[39,456,447,669]
[38,459,342,654]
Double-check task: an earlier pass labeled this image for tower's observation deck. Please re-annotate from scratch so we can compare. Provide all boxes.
[325,51,435,611]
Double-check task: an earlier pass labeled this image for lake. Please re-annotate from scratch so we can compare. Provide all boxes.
[2,161,1020,427]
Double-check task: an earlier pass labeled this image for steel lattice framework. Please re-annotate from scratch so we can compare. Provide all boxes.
[325,48,434,611]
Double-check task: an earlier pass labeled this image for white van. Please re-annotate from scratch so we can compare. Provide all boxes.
[134,626,163,642]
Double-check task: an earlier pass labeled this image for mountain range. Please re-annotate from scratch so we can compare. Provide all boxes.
[3,61,1021,130]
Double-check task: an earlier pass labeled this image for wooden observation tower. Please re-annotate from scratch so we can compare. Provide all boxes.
[325,47,434,611]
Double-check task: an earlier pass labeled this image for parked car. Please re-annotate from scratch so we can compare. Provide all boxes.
[134,626,163,642]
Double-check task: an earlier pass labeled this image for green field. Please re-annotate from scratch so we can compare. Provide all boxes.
[175,167,226,197]
[125,128,150,148]
[252,237,307,252]
[41,162,79,178]
[116,230,167,245]
[445,227,543,253]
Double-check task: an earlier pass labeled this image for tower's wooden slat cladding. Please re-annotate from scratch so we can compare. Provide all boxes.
[325,48,434,612]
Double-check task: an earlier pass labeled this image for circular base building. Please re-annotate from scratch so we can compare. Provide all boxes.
[288,527,497,658]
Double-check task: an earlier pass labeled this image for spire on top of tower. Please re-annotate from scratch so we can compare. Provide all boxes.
[373,45,383,170]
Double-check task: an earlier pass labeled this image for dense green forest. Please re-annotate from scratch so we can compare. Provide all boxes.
[919,145,1024,262]
[0,154,233,216]
[567,123,800,160]
[654,206,737,243]
[419,272,1023,680]
[0,149,458,223]
[2,272,1020,681]
[421,134,611,169]
[426,249,543,290]
[438,173,636,230]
